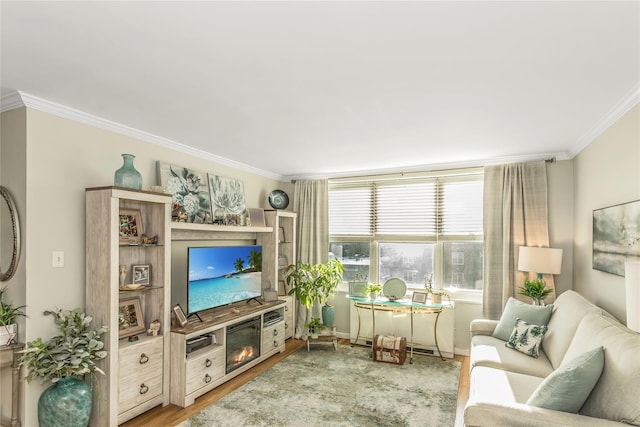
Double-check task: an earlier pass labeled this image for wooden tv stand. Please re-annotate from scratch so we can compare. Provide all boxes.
[169,299,287,408]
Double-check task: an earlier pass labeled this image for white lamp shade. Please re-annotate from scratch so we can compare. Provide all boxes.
[517,246,563,275]
[625,261,640,333]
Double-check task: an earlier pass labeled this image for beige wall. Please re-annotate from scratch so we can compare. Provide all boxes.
[573,105,640,322]
[1,107,293,425]
[547,160,574,297]
[0,108,27,420]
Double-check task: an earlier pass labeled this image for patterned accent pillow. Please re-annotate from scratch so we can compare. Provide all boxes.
[505,318,548,358]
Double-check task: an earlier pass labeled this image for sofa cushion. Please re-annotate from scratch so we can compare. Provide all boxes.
[542,290,610,369]
[471,335,554,378]
[527,346,604,413]
[506,318,548,358]
[562,313,640,425]
[492,297,553,341]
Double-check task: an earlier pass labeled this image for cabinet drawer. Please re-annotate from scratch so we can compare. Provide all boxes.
[262,321,285,352]
[118,338,163,412]
[185,347,225,394]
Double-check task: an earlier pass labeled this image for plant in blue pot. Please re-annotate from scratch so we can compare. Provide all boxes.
[285,259,344,328]
[19,308,108,427]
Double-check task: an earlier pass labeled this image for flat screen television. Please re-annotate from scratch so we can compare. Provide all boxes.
[187,245,262,315]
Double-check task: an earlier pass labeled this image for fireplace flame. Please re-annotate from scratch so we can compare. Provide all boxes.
[232,346,256,365]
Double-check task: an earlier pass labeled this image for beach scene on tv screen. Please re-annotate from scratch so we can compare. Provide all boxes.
[188,246,262,313]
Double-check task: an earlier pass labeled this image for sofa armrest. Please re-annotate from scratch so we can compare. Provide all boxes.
[464,401,626,426]
[470,319,498,337]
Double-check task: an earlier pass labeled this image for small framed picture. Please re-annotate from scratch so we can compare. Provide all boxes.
[118,298,145,338]
[349,281,367,298]
[247,208,265,227]
[412,291,428,304]
[173,304,188,327]
[132,265,150,286]
[279,227,286,243]
[119,209,144,245]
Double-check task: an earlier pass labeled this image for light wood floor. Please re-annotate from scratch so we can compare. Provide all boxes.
[122,338,470,427]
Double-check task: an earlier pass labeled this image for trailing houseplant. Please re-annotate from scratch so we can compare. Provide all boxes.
[19,307,108,427]
[0,286,26,345]
[285,259,344,326]
[519,277,553,305]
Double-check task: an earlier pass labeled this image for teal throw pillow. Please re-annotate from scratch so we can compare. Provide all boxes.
[492,297,553,341]
[505,318,548,358]
[527,346,605,413]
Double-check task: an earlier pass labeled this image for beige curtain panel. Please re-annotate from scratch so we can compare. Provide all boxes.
[483,161,553,320]
[292,179,329,338]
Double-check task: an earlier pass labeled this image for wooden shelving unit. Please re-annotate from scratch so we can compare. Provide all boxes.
[85,187,172,426]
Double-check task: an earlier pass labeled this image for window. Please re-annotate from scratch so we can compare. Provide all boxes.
[329,170,483,291]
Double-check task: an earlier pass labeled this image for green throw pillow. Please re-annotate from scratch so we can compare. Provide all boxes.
[527,346,605,413]
[492,297,553,341]
[505,318,548,357]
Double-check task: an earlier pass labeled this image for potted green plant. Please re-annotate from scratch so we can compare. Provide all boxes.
[0,286,26,345]
[19,307,108,427]
[285,258,344,326]
[519,277,553,305]
[304,317,326,339]
[364,283,382,301]
[429,289,450,305]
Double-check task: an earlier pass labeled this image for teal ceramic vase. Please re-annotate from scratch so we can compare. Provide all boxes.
[322,305,335,327]
[38,377,93,427]
[114,153,142,189]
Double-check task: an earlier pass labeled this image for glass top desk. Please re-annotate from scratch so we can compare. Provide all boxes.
[347,296,453,362]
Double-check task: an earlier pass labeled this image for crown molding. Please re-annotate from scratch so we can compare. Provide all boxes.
[0,91,286,182]
[571,83,640,158]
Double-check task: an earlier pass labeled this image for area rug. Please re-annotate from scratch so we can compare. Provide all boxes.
[177,344,461,427]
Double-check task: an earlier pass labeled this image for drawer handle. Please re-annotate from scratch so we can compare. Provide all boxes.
[285,322,289,330]
[139,353,149,364]
[139,383,149,395]
[204,374,212,383]
[273,340,278,348]
[285,306,289,311]
[273,329,278,336]
[205,358,212,367]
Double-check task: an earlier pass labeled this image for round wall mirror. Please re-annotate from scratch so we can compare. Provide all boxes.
[0,186,21,281]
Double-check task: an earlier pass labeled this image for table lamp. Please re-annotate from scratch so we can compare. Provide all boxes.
[517,246,563,279]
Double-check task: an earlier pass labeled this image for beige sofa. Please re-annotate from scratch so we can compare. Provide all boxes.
[464,290,640,426]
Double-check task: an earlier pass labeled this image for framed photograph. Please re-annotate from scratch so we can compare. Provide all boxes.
[277,280,286,296]
[132,264,150,286]
[349,281,367,298]
[593,199,640,276]
[119,209,144,244]
[118,298,145,338]
[279,226,286,243]
[173,304,188,327]
[412,291,428,304]
[247,208,265,227]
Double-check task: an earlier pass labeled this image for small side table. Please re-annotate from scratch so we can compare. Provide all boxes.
[307,326,337,351]
[0,342,24,427]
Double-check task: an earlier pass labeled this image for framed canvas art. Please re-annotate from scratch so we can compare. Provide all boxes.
[593,199,640,276]
[156,161,212,224]
[208,175,246,224]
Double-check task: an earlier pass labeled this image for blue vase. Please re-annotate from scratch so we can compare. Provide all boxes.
[114,153,142,189]
[322,305,335,327]
[38,377,93,427]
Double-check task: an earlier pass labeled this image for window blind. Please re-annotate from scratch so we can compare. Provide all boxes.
[329,172,483,238]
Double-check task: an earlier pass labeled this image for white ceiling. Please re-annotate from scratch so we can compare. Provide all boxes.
[1,1,639,181]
